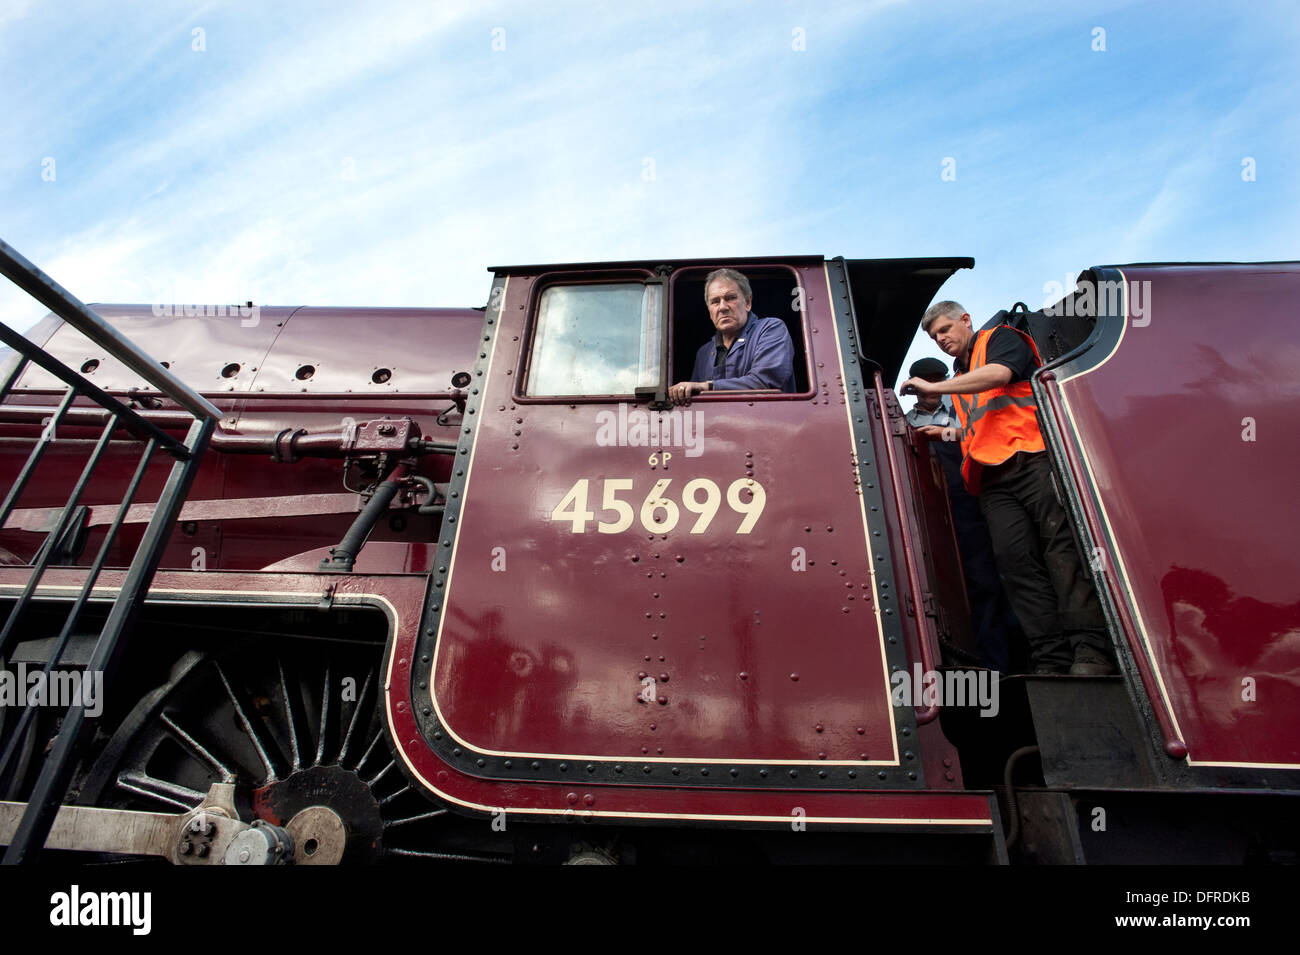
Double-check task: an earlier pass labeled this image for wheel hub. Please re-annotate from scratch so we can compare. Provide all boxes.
[253,764,383,865]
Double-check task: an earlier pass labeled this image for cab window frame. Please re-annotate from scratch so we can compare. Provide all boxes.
[515,269,662,404]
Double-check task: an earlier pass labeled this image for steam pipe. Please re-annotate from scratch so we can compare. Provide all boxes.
[319,463,410,573]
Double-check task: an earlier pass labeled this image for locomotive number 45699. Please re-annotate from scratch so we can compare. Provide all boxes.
[550,477,766,534]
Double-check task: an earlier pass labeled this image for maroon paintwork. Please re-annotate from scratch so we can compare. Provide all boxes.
[0,305,481,571]
[1043,264,1300,768]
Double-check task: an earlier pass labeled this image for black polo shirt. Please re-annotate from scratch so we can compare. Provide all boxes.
[954,327,1037,383]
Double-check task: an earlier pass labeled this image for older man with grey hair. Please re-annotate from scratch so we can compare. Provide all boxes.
[900,300,1113,675]
[669,268,796,405]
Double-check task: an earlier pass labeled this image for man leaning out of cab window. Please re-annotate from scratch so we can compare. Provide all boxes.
[668,269,796,406]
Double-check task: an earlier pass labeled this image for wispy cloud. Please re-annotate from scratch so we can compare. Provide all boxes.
[2,0,1296,380]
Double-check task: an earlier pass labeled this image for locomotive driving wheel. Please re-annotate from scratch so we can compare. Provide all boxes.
[75,643,455,864]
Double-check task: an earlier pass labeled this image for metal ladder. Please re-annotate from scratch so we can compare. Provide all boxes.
[0,238,220,862]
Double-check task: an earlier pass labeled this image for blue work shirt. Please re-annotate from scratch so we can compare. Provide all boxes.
[690,313,796,392]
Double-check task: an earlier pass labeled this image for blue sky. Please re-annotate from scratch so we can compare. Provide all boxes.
[2,0,1297,392]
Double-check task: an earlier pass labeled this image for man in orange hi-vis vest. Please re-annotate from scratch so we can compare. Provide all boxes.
[899,301,1114,676]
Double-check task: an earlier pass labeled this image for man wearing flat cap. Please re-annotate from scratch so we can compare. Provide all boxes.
[904,357,960,434]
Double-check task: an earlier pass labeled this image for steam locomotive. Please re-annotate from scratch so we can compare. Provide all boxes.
[0,245,1296,864]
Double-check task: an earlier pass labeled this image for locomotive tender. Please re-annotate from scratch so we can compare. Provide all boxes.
[0,244,1296,864]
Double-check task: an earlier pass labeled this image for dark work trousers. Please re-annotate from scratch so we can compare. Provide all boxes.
[934,441,1021,672]
[976,451,1110,670]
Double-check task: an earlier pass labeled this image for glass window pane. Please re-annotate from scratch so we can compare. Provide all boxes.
[526,284,661,396]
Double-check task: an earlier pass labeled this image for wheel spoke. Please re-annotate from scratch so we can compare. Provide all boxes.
[385,847,509,864]
[384,808,448,828]
[353,728,384,773]
[366,759,395,788]
[338,668,374,767]
[378,783,410,807]
[278,659,308,773]
[116,771,203,810]
[214,661,281,783]
[315,666,331,766]
[159,712,235,783]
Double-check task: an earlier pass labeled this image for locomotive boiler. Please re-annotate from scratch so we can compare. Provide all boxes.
[0,241,1296,864]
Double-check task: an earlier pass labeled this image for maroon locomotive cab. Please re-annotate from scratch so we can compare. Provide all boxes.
[1032,264,1300,776]
[385,256,1006,854]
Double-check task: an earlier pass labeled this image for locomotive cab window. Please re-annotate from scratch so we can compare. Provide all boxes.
[669,268,811,396]
[524,282,663,397]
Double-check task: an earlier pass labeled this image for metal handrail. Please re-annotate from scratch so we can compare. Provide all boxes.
[0,238,217,863]
[871,370,941,724]
[0,238,221,422]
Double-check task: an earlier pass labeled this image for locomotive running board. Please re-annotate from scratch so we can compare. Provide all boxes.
[0,784,238,862]
[0,782,344,865]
